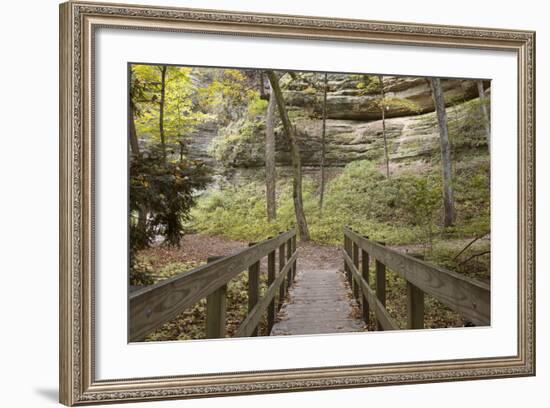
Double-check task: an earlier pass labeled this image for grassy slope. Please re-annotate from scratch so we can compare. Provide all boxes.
[190,157,489,258]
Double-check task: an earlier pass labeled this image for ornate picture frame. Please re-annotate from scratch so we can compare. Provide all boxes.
[59,1,535,405]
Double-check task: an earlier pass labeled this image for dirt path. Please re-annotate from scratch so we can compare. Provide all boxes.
[271,241,365,336]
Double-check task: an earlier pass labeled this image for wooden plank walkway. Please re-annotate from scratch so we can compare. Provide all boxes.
[271,245,365,335]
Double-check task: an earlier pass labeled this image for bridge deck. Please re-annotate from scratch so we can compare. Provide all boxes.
[271,260,365,336]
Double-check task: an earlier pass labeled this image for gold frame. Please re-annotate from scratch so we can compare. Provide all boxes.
[59,1,536,405]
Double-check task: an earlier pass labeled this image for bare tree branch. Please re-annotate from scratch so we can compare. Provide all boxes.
[458,251,490,266]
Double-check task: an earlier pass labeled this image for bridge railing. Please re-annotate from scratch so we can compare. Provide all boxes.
[343,226,490,330]
[129,228,297,341]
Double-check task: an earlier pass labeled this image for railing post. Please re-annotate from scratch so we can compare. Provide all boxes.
[344,232,351,283]
[361,236,370,326]
[407,254,425,329]
[407,282,425,329]
[267,245,276,333]
[352,241,360,301]
[248,243,260,336]
[375,242,386,331]
[206,256,226,339]
[278,240,286,310]
[286,237,292,291]
[291,233,297,282]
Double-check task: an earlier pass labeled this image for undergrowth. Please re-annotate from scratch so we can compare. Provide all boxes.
[138,156,490,339]
[144,268,271,341]
[190,158,490,248]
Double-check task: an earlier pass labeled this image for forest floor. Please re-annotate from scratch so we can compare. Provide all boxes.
[137,233,247,272]
[135,233,489,341]
[138,233,489,280]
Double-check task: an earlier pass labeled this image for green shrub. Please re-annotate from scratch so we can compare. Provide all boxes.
[447,98,490,149]
[208,118,264,166]
[129,146,212,249]
[190,157,490,248]
[190,179,311,242]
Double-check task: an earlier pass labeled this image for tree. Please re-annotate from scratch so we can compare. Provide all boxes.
[378,75,390,179]
[266,70,310,241]
[397,175,441,255]
[319,73,328,210]
[158,65,167,159]
[429,78,455,227]
[130,64,213,249]
[132,65,207,153]
[355,75,420,179]
[282,71,329,210]
[129,66,141,157]
[129,149,211,248]
[477,80,491,151]
[129,65,148,248]
[265,83,277,221]
[197,68,261,125]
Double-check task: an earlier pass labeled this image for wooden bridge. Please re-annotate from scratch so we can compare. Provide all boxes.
[129,227,490,341]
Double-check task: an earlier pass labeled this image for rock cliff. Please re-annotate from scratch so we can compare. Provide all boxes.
[283,74,483,120]
[186,74,490,175]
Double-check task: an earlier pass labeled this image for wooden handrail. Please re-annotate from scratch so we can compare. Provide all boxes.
[129,228,297,341]
[343,251,398,330]
[235,251,298,337]
[343,226,490,327]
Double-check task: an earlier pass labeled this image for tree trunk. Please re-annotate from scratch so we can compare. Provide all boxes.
[159,65,167,159]
[430,78,455,227]
[129,104,140,156]
[266,70,310,241]
[379,75,390,179]
[265,85,277,221]
[319,72,328,210]
[130,105,148,239]
[129,68,140,157]
[128,67,147,241]
[179,140,185,162]
[259,71,269,100]
[477,80,491,152]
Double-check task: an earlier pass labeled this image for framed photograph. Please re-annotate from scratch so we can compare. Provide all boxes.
[59,1,535,405]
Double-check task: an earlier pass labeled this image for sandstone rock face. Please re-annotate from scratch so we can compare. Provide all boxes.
[186,119,219,166]
[214,103,486,169]
[283,74,485,120]
[291,113,439,167]
[186,74,490,174]
[267,110,439,169]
